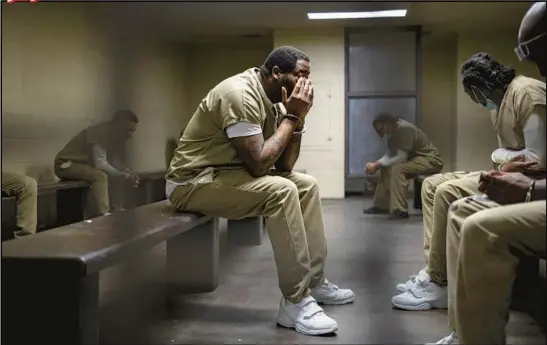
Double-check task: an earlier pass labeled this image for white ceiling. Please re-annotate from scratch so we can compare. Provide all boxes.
[94,0,533,41]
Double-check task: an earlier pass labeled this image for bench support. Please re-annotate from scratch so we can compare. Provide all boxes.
[228,216,264,247]
[413,178,423,210]
[2,263,100,345]
[167,217,220,293]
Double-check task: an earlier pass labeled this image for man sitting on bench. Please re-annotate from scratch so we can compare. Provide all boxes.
[391,52,545,312]
[54,110,140,218]
[363,113,443,219]
[432,5,546,343]
[166,46,354,336]
[1,172,38,237]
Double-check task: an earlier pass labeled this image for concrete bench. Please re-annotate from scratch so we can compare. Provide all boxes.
[1,201,220,344]
[125,171,167,208]
[39,180,90,227]
[2,180,90,240]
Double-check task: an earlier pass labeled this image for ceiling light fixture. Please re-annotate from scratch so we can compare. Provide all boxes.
[307,9,407,20]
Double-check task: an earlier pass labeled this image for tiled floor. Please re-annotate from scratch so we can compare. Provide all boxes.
[150,198,546,344]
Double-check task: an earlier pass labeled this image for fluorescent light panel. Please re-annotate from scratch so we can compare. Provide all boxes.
[307,9,407,20]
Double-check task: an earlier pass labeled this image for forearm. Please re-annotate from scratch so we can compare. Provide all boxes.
[377,150,408,167]
[111,157,127,171]
[247,119,297,177]
[96,161,126,176]
[275,134,302,172]
[92,145,126,177]
[531,179,546,201]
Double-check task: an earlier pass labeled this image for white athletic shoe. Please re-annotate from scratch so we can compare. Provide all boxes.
[426,332,459,344]
[276,296,338,336]
[391,278,448,311]
[396,269,430,293]
[311,279,355,305]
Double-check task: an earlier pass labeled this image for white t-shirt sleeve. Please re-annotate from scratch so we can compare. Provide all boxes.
[225,122,263,139]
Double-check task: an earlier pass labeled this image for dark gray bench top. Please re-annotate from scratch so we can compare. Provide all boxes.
[138,171,166,180]
[1,201,211,276]
[36,180,90,194]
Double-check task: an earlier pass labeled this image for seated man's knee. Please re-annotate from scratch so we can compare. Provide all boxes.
[293,173,320,193]
[421,175,440,198]
[91,170,108,184]
[269,176,300,203]
[434,180,461,203]
[390,164,405,175]
[20,176,37,197]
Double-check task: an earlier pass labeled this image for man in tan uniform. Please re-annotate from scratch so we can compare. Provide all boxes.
[1,172,38,237]
[54,110,140,217]
[166,46,354,336]
[430,4,547,344]
[392,52,545,312]
[363,113,443,219]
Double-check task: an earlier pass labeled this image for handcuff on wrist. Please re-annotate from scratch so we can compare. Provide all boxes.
[277,103,306,135]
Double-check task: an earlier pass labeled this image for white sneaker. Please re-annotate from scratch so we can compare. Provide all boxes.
[391,278,447,310]
[276,296,338,336]
[426,332,459,344]
[396,269,430,293]
[311,279,355,305]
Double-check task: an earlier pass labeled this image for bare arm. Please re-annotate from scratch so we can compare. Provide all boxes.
[275,126,305,172]
[231,118,298,177]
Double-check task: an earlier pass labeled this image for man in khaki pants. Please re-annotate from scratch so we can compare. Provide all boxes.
[166,46,354,336]
[54,110,140,217]
[430,3,546,344]
[392,51,545,312]
[363,113,443,219]
[1,172,38,237]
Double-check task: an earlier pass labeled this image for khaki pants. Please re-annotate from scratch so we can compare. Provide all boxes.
[1,172,38,235]
[54,163,126,217]
[421,172,471,262]
[373,156,442,213]
[446,197,546,345]
[169,169,327,303]
[421,171,482,285]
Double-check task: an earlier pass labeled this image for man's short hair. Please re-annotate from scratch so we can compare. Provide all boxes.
[373,112,397,126]
[260,46,309,76]
[112,110,139,124]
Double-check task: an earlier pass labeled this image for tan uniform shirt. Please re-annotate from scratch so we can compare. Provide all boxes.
[387,119,442,162]
[55,122,116,166]
[166,68,278,183]
[490,75,546,150]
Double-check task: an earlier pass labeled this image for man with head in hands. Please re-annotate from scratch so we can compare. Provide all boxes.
[166,46,354,336]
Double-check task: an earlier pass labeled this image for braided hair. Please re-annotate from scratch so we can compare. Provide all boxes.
[460,52,516,91]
